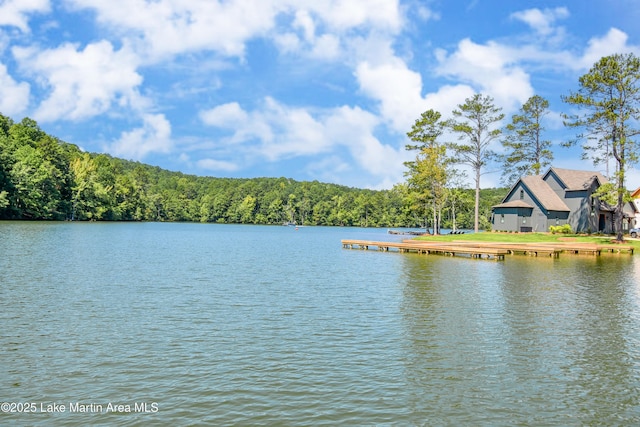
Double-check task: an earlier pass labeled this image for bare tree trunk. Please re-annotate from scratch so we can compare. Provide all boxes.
[432,200,437,235]
[613,133,625,242]
[452,199,457,232]
[616,180,624,241]
[474,168,480,233]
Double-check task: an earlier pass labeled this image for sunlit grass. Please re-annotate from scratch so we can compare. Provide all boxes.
[413,231,640,251]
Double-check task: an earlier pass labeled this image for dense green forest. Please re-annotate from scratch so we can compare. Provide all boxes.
[0,114,506,228]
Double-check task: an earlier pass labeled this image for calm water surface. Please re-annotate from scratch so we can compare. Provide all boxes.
[1,222,639,426]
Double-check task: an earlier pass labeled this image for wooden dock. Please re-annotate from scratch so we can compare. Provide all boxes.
[341,240,509,260]
[434,241,635,256]
[341,239,634,261]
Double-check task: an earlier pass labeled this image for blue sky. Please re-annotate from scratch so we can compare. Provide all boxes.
[1,0,639,189]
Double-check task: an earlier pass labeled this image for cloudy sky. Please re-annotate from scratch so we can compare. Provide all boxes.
[1,0,639,189]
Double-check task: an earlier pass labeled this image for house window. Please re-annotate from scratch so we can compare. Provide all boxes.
[520,189,524,200]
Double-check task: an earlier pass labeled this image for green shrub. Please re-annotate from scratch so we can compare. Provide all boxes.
[549,224,572,234]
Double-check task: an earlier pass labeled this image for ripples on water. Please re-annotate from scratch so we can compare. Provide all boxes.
[401,255,640,425]
[1,222,639,425]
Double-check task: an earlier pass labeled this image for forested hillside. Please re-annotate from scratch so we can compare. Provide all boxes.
[0,114,506,228]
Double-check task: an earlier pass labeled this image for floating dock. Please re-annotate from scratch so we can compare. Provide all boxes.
[341,239,634,261]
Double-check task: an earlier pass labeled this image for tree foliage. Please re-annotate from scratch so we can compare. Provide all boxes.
[447,94,504,233]
[0,112,503,228]
[404,109,451,234]
[562,53,640,241]
[500,95,553,184]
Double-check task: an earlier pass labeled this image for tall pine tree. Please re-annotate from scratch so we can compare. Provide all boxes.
[500,95,553,184]
[562,53,640,241]
[447,94,503,233]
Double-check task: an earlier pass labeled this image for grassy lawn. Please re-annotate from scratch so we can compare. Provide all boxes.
[413,231,640,251]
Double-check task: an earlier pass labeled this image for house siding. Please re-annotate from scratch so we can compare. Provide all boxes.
[492,183,541,232]
[564,190,595,232]
[545,211,569,230]
[492,208,520,231]
[491,167,628,233]
[492,167,637,234]
[492,207,536,232]
[544,171,565,196]
[630,201,639,229]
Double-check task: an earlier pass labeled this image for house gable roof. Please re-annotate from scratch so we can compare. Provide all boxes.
[492,200,534,209]
[545,168,607,191]
[494,167,608,214]
[521,175,570,211]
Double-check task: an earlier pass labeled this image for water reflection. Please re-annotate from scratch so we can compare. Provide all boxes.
[2,223,640,425]
[399,253,640,424]
[557,257,640,424]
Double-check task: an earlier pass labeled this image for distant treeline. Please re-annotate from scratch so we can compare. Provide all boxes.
[0,114,507,228]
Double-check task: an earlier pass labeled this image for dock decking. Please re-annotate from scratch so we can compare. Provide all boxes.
[342,240,509,260]
[341,239,634,261]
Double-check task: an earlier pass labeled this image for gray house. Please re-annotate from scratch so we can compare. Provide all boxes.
[492,167,635,233]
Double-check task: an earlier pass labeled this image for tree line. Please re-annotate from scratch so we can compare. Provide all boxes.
[4,53,637,233]
[0,113,506,228]
[404,53,640,239]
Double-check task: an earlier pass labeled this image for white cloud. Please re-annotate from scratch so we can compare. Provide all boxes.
[434,38,533,113]
[197,158,239,172]
[545,110,565,131]
[274,0,402,60]
[273,32,302,53]
[62,0,403,65]
[200,102,248,128]
[199,97,407,187]
[578,28,634,70]
[0,0,50,32]
[310,33,341,60]
[350,32,444,132]
[66,0,283,60]
[202,98,328,158]
[258,98,330,160]
[4,0,636,191]
[0,63,30,115]
[109,113,172,159]
[415,4,440,22]
[13,40,143,122]
[200,101,273,146]
[293,9,315,42]
[355,59,427,133]
[306,155,350,182]
[326,105,404,176]
[423,84,476,120]
[307,0,402,32]
[430,22,639,120]
[510,7,569,36]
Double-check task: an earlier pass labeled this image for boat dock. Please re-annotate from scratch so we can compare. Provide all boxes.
[341,239,634,261]
[341,240,509,260]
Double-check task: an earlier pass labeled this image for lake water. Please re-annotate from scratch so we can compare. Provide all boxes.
[1,222,640,426]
